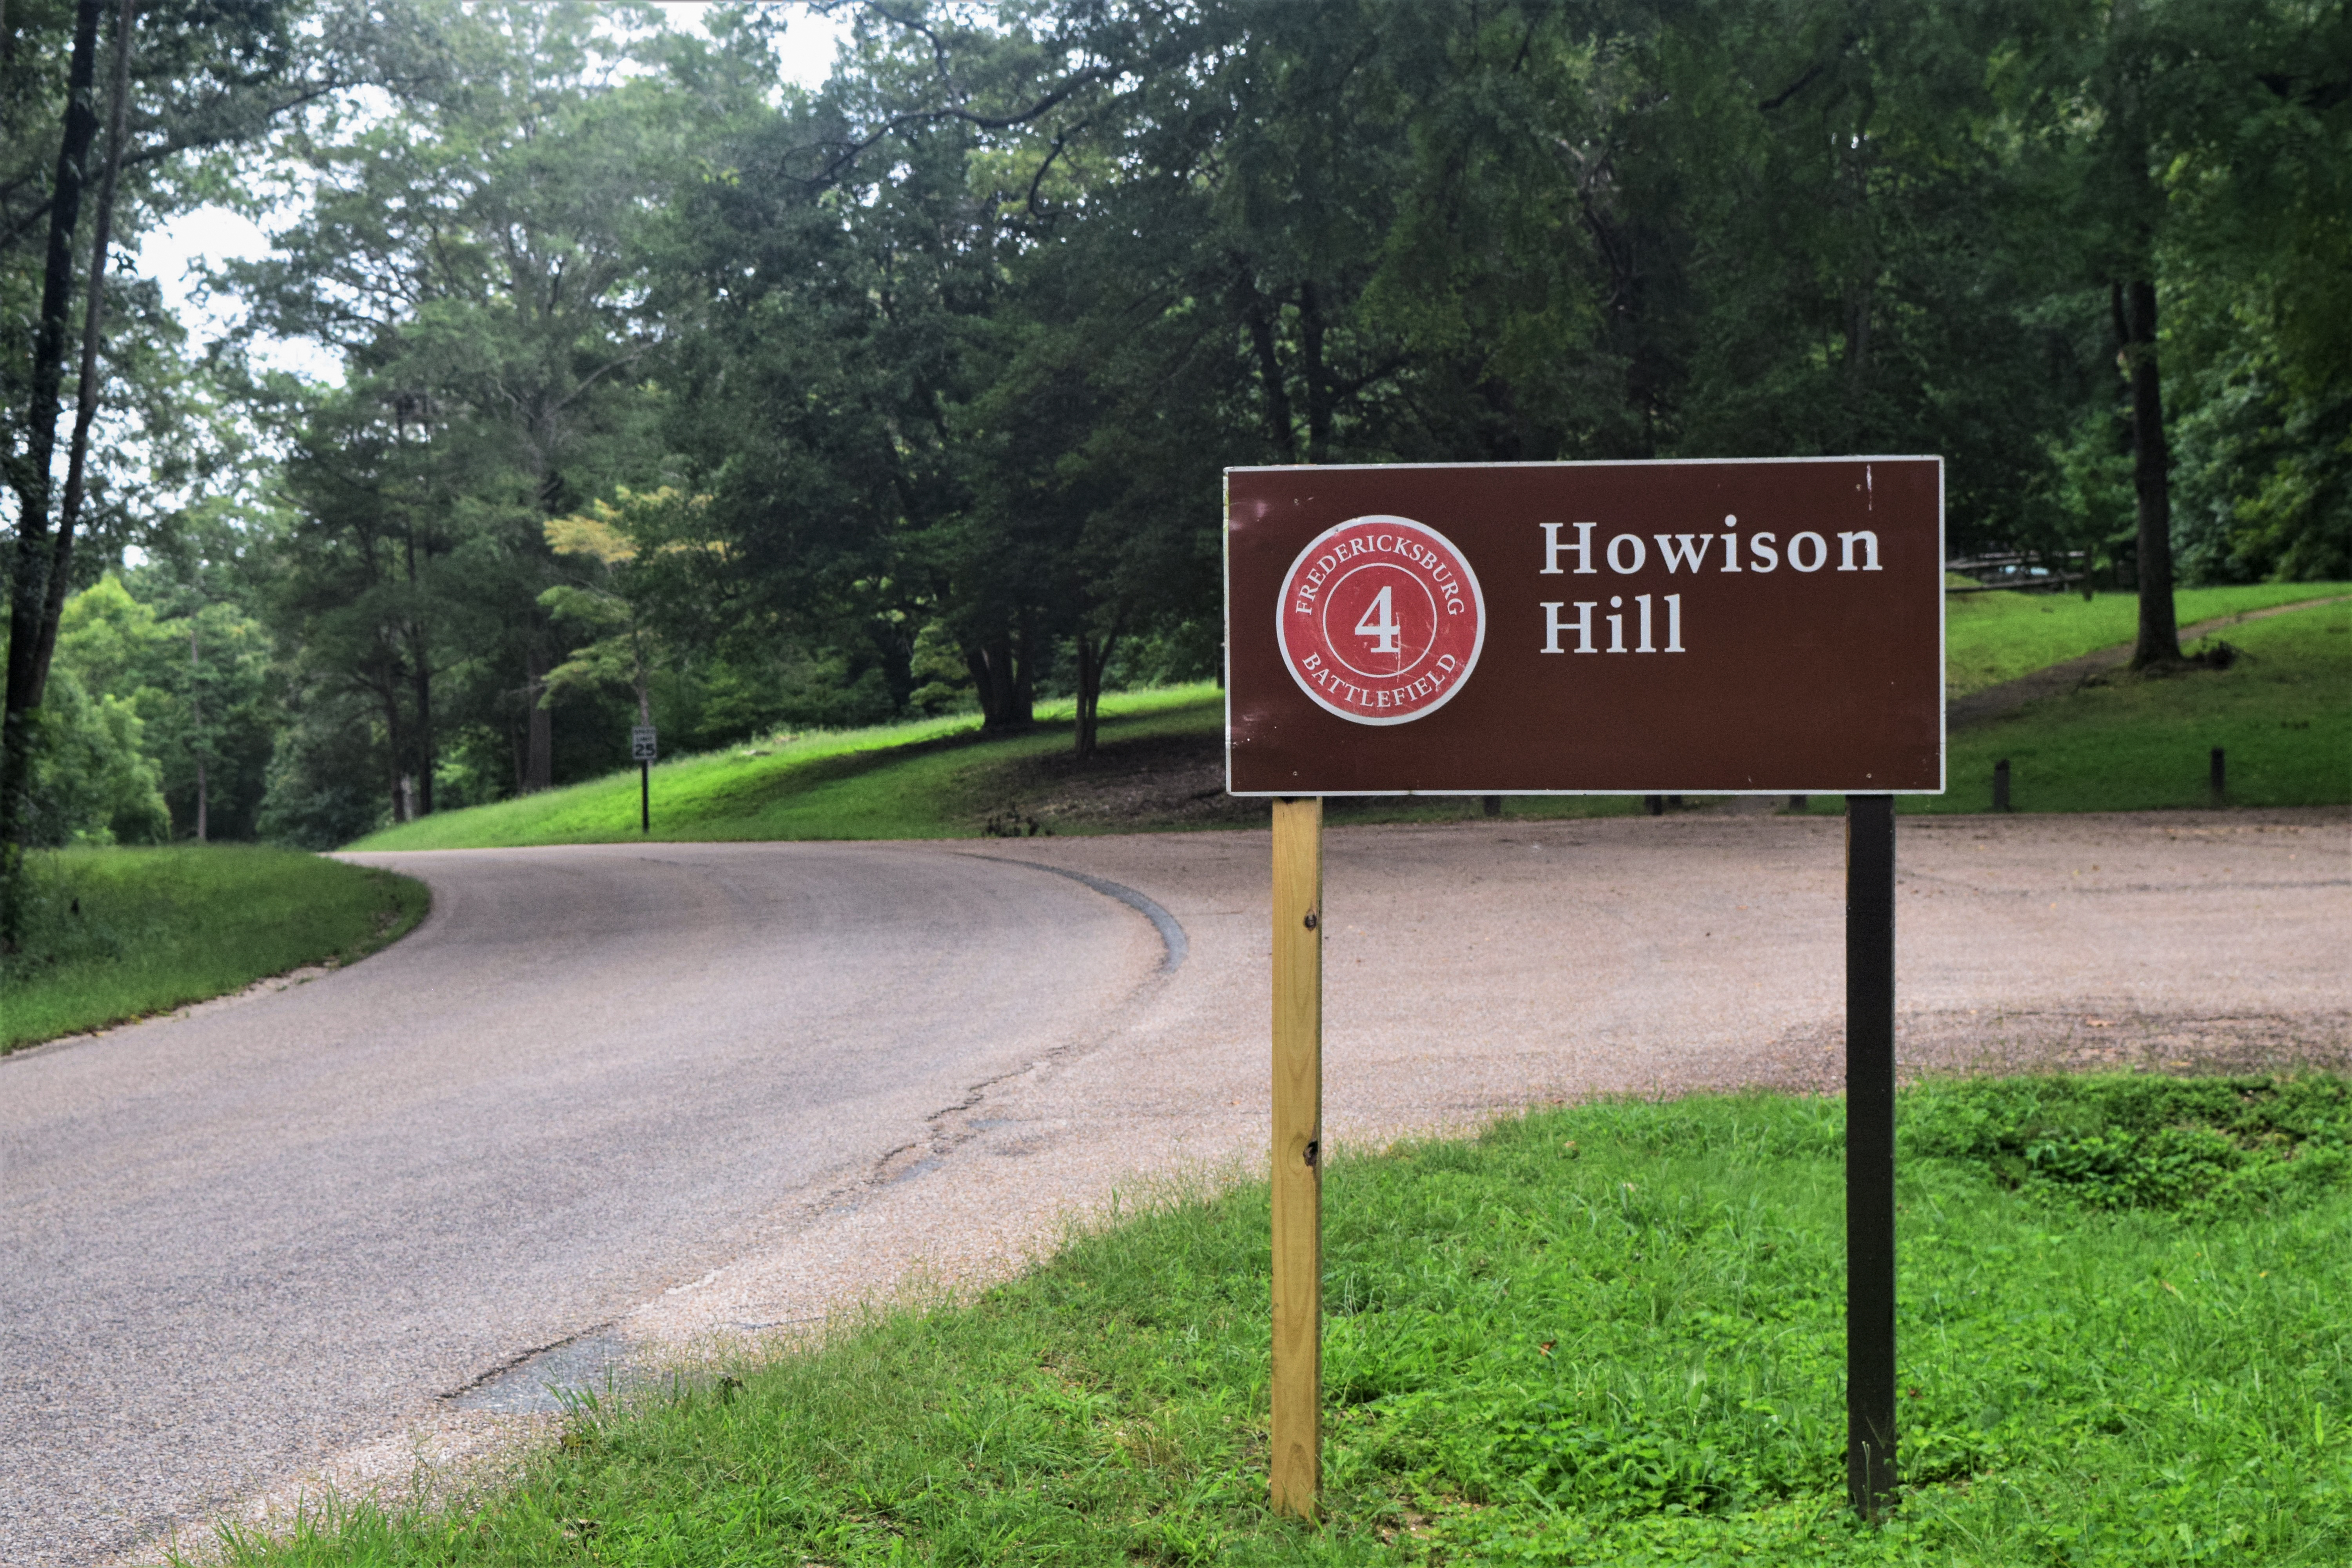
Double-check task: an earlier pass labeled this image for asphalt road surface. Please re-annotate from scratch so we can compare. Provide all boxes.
[1,844,1159,1566]
[3,813,2343,1564]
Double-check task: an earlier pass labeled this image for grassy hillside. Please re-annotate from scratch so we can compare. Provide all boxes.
[1889,597,2350,815]
[1945,582,2346,697]
[228,1077,2352,1566]
[2,846,427,1053]
[351,587,2351,852]
[348,686,1228,851]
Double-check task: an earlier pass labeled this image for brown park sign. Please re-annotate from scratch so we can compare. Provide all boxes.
[1225,457,1945,795]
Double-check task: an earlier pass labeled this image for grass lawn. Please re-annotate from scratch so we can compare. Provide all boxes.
[1944,582,2348,698]
[219,1076,2352,1566]
[1884,597,2350,815]
[349,587,2352,853]
[347,686,1229,851]
[350,684,1651,851]
[1,845,427,1053]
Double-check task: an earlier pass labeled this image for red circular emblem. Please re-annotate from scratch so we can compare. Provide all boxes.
[1276,515,1485,726]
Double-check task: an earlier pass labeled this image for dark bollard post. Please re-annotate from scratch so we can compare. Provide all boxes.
[2210,747,2225,804]
[1846,794,1898,1519]
[641,761,651,834]
[1644,794,1664,816]
[1666,795,1684,811]
[1992,759,2010,813]
[1789,795,1808,812]
[1482,795,1501,818]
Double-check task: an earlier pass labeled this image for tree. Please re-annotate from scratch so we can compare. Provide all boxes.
[2154,1,2351,583]
[660,0,1134,737]
[539,486,726,736]
[2019,0,2346,660]
[234,0,719,810]
[2,0,373,939]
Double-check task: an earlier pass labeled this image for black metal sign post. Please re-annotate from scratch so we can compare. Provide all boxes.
[1846,794,1898,1517]
[630,724,657,834]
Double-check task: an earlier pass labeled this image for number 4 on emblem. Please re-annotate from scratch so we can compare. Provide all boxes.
[1354,585,1402,653]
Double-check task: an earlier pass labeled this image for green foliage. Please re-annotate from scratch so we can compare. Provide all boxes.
[1,844,425,1051]
[255,699,388,848]
[214,1081,2352,1565]
[2172,305,2352,584]
[232,0,750,820]
[2154,0,2352,584]
[18,0,2346,842]
[18,668,169,846]
[1906,1075,2352,1216]
[906,621,977,716]
[53,573,281,838]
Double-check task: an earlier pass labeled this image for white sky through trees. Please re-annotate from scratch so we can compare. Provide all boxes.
[133,3,849,385]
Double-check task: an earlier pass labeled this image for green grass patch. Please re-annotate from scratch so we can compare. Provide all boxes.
[348,686,1227,851]
[2,845,427,1053]
[1945,583,2348,698]
[351,590,2352,850]
[1913,599,2351,813]
[216,1077,2352,1566]
[351,684,1650,851]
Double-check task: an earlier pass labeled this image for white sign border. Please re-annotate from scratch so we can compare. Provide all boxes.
[1224,456,1947,797]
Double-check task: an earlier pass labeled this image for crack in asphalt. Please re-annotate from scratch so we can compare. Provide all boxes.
[445,1326,635,1413]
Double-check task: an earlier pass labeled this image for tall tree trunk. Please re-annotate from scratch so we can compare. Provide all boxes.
[1243,285,1297,463]
[30,0,135,703]
[397,413,432,813]
[2113,279,2180,667]
[1299,280,1332,465]
[1073,620,1122,761]
[379,676,408,823]
[411,641,433,815]
[189,620,206,842]
[1077,639,1101,762]
[1074,635,1098,761]
[0,0,106,948]
[965,637,1020,730]
[524,644,553,792]
[1009,617,1035,728]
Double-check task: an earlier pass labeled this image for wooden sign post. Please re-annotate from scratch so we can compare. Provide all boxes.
[1269,796,1323,1516]
[1226,458,1942,1523]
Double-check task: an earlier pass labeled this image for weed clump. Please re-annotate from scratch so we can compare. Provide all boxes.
[1903,1074,2352,1214]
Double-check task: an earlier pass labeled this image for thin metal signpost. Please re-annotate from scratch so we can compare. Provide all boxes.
[1227,458,1941,1525]
[1846,794,1898,1518]
[631,725,657,833]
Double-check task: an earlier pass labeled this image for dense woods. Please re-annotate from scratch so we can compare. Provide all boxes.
[2,0,2346,927]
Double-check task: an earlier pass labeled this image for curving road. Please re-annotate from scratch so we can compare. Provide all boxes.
[0,844,1162,1567]
[2,813,2343,1564]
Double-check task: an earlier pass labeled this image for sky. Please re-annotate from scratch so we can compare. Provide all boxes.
[132,3,849,384]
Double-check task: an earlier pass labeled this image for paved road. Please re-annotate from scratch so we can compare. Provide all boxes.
[4,814,2344,1564]
[0,844,1159,1566]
